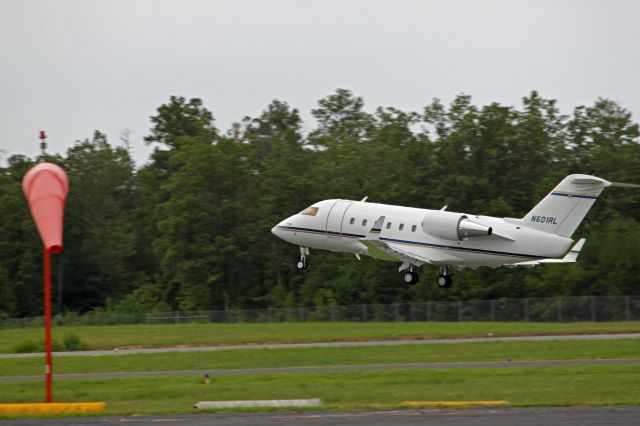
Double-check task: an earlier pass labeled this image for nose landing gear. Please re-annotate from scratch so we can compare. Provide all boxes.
[436,266,453,288]
[297,246,309,270]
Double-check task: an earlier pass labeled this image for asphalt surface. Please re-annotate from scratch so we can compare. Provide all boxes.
[1,333,639,359]
[2,407,640,425]
[2,358,639,382]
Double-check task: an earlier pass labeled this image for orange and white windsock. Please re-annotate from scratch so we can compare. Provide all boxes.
[22,163,69,254]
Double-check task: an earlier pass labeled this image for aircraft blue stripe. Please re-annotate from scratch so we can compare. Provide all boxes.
[276,225,366,239]
[275,225,544,260]
[551,192,598,200]
[379,237,545,260]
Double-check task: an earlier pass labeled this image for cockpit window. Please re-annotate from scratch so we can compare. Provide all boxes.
[301,206,319,216]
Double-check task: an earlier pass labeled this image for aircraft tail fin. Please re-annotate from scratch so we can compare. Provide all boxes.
[521,174,611,237]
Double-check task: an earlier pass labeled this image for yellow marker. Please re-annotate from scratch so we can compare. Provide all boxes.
[0,402,106,415]
[401,400,509,407]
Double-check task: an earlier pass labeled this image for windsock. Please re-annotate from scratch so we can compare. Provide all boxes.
[22,163,69,254]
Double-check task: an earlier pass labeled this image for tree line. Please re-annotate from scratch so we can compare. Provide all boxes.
[1,89,639,318]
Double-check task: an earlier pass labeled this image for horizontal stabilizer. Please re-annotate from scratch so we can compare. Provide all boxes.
[510,238,586,268]
[571,176,612,186]
[558,238,586,263]
[610,182,640,189]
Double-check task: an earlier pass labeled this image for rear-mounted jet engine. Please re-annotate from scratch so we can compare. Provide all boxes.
[421,210,492,241]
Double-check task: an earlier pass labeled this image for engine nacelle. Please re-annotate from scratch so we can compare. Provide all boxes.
[421,210,492,241]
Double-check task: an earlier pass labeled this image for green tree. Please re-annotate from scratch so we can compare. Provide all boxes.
[144,96,217,150]
[153,139,256,311]
[0,155,41,316]
[0,265,16,316]
[241,100,316,306]
[61,131,140,311]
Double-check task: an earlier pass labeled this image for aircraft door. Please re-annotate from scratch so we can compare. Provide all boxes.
[325,201,353,237]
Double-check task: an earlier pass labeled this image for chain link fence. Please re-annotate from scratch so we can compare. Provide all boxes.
[2,295,640,328]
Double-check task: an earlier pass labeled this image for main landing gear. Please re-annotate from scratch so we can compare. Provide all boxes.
[401,266,453,288]
[297,246,309,270]
[402,270,419,285]
[437,266,453,288]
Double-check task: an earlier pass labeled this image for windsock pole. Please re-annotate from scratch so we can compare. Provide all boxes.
[39,130,52,402]
[22,131,69,403]
[43,247,52,402]
[39,130,53,402]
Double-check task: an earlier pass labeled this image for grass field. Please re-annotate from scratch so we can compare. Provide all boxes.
[1,322,638,417]
[1,365,639,414]
[1,321,639,353]
[1,339,639,377]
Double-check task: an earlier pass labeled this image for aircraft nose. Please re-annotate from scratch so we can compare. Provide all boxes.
[272,217,295,240]
[271,221,285,239]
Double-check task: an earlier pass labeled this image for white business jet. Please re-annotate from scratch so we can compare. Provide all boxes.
[272,174,637,287]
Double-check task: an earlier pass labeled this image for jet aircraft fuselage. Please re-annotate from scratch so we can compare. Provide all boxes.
[272,174,629,287]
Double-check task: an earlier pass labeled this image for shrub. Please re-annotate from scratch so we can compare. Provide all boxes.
[12,340,38,353]
[63,333,89,351]
[51,338,64,352]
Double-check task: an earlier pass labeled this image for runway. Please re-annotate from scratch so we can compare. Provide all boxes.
[1,407,639,425]
[1,333,639,359]
[2,358,638,382]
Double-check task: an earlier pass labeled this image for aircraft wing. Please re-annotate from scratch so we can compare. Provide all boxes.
[508,238,586,268]
[360,216,409,262]
[360,216,456,267]
[361,239,433,265]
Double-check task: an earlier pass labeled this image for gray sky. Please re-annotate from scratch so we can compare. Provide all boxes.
[1,0,639,166]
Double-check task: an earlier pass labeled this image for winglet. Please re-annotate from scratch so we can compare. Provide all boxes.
[360,215,403,262]
[365,216,385,240]
[562,238,586,262]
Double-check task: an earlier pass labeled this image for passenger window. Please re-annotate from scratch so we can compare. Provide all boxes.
[411,225,417,232]
[399,224,404,231]
[350,218,355,225]
[362,219,367,226]
[386,222,392,229]
[301,207,319,216]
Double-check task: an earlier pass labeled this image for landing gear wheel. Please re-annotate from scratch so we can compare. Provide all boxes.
[297,246,309,270]
[436,274,452,288]
[403,271,419,285]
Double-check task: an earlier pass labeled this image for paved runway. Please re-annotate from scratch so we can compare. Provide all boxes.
[1,333,639,359]
[2,358,639,382]
[1,407,639,425]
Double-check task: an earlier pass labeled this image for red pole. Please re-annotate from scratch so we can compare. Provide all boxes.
[43,247,53,403]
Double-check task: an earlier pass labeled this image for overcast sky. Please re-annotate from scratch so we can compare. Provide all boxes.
[1,0,639,166]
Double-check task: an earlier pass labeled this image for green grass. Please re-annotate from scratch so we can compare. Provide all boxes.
[1,339,638,377]
[1,321,639,354]
[1,365,639,415]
